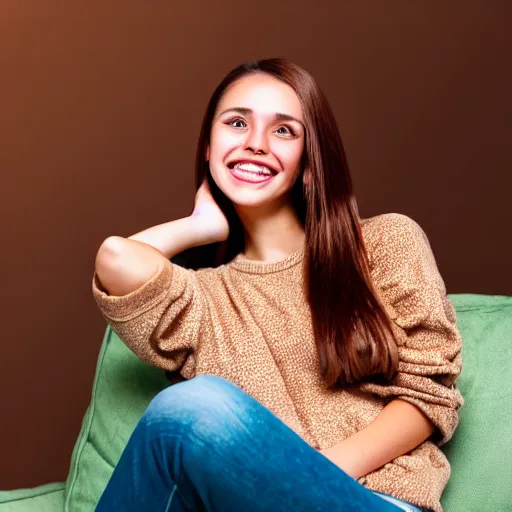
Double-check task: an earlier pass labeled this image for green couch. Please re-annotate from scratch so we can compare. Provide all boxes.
[1,294,511,512]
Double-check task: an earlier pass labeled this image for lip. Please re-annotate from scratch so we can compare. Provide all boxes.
[226,159,278,175]
[229,166,275,184]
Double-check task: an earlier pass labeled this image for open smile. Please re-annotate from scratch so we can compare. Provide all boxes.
[226,160,278,184]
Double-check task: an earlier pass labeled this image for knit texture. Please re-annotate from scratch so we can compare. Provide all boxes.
[92,213,463,512]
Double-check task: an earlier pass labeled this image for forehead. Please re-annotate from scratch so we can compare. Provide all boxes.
[216,73,304,121]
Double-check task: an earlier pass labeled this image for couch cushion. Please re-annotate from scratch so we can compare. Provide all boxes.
[64,327,168,511]
[64,294,512,511]
[440,294,512,512]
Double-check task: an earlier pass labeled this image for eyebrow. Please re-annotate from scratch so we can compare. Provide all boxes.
[219,107,305,129]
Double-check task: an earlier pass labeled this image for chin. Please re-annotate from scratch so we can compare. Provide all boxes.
[224,191,278,209]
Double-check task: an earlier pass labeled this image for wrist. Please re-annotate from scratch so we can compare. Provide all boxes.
[187,214,227,246]
[320,444,364,481]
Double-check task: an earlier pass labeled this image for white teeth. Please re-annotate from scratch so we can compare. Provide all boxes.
[234,162,273,175]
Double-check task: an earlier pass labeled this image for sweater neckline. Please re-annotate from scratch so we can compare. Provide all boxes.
[229,244,305,274]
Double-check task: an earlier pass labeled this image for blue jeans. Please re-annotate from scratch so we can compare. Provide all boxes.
[96,375,423,512]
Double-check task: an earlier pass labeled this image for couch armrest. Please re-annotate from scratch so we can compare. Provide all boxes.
[0,482,65,511]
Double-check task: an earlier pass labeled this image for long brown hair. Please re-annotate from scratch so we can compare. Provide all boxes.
[172,58,398,388]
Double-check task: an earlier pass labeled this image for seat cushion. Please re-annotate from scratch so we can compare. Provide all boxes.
[0,482,65,512]
[64,294,512,511]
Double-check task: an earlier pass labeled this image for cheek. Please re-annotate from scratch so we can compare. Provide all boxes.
[210,129,241,158]
[271,141,304,168]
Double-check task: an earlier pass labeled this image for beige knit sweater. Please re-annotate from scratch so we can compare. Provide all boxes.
[92,213,463,512]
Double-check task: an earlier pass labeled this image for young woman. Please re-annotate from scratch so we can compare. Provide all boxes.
[92,58,463,512]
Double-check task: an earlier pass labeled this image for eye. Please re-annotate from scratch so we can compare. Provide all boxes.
[275,126,296,137]
[226,118,247,129]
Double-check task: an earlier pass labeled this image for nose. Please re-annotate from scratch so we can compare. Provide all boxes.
[244,125,269,155]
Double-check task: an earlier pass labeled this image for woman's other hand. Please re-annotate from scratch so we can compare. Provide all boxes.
[191,177,230,244]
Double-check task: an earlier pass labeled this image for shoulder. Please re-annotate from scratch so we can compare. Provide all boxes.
[361,212,427,241]
[193,264,231,291]
[360,213,432,270]
[169,261,226,291]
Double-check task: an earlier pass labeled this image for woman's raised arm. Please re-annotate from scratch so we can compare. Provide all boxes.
[91,178,229,374]
[95,177,229,297]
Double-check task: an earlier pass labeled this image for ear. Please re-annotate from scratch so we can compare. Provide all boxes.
[205,145,210,161]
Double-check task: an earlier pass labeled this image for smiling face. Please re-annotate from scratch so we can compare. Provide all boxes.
[207,73,306,210]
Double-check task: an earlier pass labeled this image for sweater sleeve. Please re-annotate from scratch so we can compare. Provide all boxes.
[360,214,464,446]
[92,260,209,375]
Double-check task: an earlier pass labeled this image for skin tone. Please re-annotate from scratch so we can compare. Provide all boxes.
[206,72,307,263]
[204,73,435,480]
[323,399,435,480]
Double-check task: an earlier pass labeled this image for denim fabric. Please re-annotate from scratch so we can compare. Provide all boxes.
[372,492,425,512]
[95,375,423,512]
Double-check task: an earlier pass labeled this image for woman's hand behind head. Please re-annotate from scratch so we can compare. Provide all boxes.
[191,176,230,244]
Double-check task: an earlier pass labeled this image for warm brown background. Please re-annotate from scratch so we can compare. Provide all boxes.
[1,1,510,490]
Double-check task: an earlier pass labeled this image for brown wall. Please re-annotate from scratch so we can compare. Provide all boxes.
[1,1,510,490]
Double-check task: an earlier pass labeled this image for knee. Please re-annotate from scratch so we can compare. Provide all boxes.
[143,375,250,436]
[138,376,256,475]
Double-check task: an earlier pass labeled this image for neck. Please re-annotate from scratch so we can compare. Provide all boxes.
[234,200,305,263]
